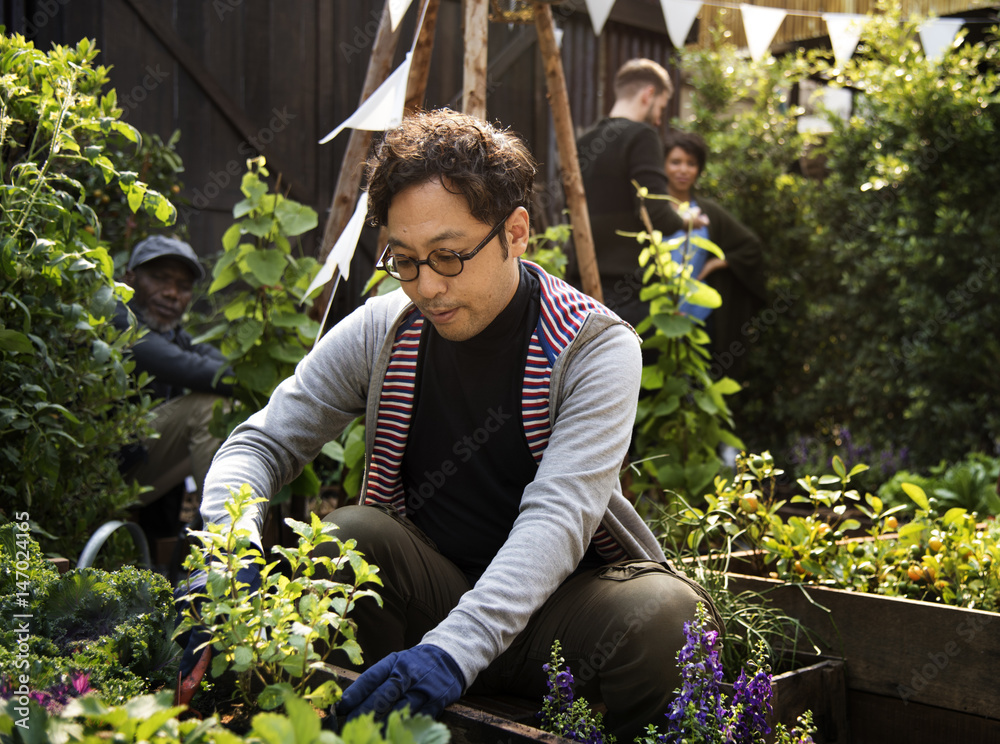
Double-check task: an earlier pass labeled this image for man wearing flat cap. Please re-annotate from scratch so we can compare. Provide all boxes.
[114,235,232,526]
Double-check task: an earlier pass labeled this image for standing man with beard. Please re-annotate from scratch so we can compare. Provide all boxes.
[570,58,706,327]
[114,235,231,518]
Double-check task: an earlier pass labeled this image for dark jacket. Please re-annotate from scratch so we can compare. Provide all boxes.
[112,302,232,403]
[694,194,767,380]
[570,117,688,325]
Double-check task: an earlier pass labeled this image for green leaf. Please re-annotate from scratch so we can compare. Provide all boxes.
[275,199,319,237]
[249,712,296,744]
[126,182,146,212]
[901,482,931,511]
[0,330,33,354]
[685,282,722,309]
[245,249,288,286]
[320,440,345,463]
[240,171,269,202]
[651,312,694,338]
[222,223,243,252]
[942,507,967,526]
[709,377,742,396]
[898,521,926,540]
[832,455,846,478]
[235,357,278,393]
[243,214,275,238]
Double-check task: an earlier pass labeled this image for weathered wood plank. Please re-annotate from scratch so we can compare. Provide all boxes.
[847,689,1000,744]
[461,0,488,118]
[534,2,602,303]
[727,572,1000,719]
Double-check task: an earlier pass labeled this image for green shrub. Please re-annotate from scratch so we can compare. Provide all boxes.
[0,690,451,744]
[0,524,177,703]
[0,33,176,559]
[676,3,1000,479]
[192,157,326,504]
[628,190,744,503]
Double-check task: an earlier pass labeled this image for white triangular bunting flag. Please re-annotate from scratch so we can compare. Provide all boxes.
[388,0,414,32]
[823,13,868,68]
[660,0,703,50]
[918,18,964,62]
[305,191,369,300]
[319,53,413,144]
[740,5,787,62]
[584,0,616,35]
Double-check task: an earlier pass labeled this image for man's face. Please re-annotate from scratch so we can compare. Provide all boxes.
[386,178,527,342]
[644,87,670,127]
[125,256,195,332]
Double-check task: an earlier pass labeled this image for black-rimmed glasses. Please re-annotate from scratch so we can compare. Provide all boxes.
[376,213,510,282]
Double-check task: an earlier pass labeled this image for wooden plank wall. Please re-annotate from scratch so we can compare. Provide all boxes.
[14,0,918,319]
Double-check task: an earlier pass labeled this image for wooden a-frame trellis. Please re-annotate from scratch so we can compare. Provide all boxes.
[310,0,604,324]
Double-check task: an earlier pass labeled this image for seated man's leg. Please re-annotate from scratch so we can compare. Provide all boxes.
[475,560,721,743]
[128,392,223,505]
[315,504,471,670]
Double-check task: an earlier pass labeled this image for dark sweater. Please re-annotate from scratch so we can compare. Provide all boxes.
[112,302,232,403]
[572,118,687,325]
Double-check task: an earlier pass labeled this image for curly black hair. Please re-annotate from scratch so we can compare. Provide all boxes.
[664,130,708,174]
[365,109,537,254]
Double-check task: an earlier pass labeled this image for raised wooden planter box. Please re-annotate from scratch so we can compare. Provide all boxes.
[725,571,1000,744]
[338,656,847,744]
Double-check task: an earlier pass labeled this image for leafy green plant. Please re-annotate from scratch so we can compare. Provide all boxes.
[877,452,1000,516]
[649,453,822,680]
[0,33,177,559]
[627,188,744,503]
[175,484,383,713]
[80,128,187,267]
[678,5,1000,474]
[194,157,326,503]
[526,222,570,278]
[712,453,1000,610]
[0,688,451,744]
[0,523,177,704]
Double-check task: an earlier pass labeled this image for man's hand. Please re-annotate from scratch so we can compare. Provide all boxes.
[338,644,466,720]
[174,561,261,677]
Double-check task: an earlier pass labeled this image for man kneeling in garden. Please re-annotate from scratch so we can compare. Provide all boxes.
[193,109,720,741]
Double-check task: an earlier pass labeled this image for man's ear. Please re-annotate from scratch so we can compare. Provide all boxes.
[506,207,530,259]
[637,84,655,106]
[123,269,136,288]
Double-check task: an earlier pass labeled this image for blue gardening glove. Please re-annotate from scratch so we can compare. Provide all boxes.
[338,644,466,720]
[174,561,261,677]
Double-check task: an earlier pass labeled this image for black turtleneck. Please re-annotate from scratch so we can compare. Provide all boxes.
[402,262,540,582]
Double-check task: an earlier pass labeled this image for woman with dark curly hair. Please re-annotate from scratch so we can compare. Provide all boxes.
[664,130,767,380]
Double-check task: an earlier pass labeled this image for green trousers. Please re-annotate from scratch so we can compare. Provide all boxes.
[126,392,223,506]
[319,504,721,741]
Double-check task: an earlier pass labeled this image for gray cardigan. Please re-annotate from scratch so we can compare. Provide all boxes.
[201,267,666,687]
